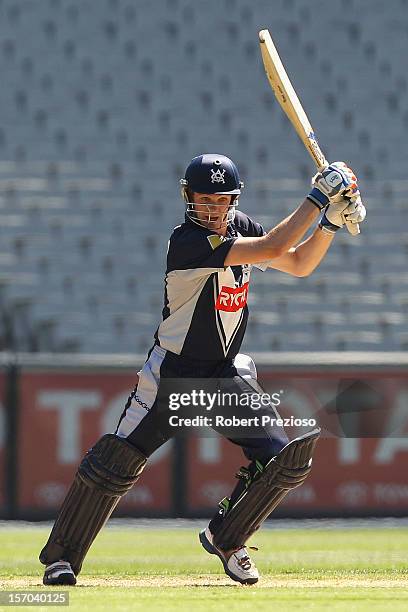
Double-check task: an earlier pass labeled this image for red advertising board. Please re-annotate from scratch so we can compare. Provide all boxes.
[15,365,408,517]
[18,371,173,514]
[0,371,5,512]
[186,370,408,514]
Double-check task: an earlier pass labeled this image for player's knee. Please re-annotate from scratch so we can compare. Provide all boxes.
[243,435,288,465]
[233,353,258,381]
[78,434,147,495]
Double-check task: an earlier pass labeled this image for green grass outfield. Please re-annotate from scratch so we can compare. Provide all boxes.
[0,523,407,611]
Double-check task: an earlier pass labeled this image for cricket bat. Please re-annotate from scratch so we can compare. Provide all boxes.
[259,28,360,235]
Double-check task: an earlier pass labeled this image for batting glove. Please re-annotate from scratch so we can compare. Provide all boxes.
[319,195,366,234]
[308,161,359,210]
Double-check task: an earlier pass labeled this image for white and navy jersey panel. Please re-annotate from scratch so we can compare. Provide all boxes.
[155,211,265,361]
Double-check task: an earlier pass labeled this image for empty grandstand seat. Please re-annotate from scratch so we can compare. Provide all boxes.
[0,0,406,352]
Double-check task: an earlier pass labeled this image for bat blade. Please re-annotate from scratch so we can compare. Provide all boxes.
[259,28,360,236]
[259,29,327,171]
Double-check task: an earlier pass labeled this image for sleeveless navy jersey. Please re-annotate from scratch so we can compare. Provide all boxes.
[154,211,268,361]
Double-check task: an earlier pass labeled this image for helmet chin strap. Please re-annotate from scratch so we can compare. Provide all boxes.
[202,204,228,230]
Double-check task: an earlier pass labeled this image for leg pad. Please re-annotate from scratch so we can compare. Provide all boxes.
[39,434,146,575]
[213,429,320,551]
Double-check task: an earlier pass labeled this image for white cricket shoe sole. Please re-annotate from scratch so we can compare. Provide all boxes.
[199,527,259,585]
[43,560,77,586]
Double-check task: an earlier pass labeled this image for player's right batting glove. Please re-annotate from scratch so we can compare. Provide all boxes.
[308,161,359,210]
[319,195,367,234]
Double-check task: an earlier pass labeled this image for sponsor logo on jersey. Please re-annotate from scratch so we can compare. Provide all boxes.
[215,282,249,312]
[207,234,224,250]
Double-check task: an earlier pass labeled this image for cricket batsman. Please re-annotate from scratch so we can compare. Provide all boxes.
[39,154,366,585]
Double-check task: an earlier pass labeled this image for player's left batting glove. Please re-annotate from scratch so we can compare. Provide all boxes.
[319,195,367,234]
[308,161,359,210]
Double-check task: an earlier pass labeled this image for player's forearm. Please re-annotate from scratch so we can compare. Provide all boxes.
[224,199,319,267]
[290,225,335,276]
[262,198,319,258]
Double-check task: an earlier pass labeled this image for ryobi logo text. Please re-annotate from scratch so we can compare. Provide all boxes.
[215,282,249,312]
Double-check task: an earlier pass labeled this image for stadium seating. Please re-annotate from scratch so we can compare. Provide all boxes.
[0,0,406,353]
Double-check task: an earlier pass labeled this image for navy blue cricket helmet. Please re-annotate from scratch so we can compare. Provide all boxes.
[180,154,244,228]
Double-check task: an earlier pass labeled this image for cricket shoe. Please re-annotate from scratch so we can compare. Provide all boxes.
[43,561,77,586]
[199,527,259,585]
